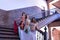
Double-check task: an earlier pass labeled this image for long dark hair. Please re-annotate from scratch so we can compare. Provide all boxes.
[31,17,36,23]
[19,21,25,30]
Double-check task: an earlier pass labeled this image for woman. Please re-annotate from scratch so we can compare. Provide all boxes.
[18,21,25,40]
[15,12,26,25]
[21,12,26,22]
[52,28,60,40]
[30,17,38,40]
[18,15,33,40]
[24,14,31,33]
[14,12,26,34]
[30,17,38,32]
[23,14,33,40]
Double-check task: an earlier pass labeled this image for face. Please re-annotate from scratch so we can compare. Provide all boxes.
[33,18,35,21]
[27,15,29,19]
[33,18,36,23]
[22,12,26,16]
[52,28,58,35]
[23,14,25,16]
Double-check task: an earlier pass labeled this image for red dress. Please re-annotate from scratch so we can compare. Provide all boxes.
[14,20,18,34]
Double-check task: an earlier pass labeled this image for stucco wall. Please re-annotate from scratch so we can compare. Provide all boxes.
[0,6,43,27]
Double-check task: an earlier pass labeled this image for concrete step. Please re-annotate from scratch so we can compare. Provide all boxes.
[0,25,20,40]
[0,25,13,28]
[0,38,19,40]
[0,37,19,39]
[0,26,13,30]
[0,28,14,32]
[0,31,15,34]
[0,34,19,38]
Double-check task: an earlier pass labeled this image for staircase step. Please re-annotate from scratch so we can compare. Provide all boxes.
[0,25,19,40]
[0,33,17,35]
[0,38,19,40]
[0,27,13,30]
[0,37,19,39]
[0,31,15,35]
[0,34,19,38]
[0,29,14,32]
[0,25,13,28]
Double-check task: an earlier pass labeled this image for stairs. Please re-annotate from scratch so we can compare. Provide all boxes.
[0,25,20,40]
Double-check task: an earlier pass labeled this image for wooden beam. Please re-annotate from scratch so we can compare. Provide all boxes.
[52,1,60,8]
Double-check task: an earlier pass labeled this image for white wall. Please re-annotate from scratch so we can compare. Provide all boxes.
[35,0,48,10]
[0,0,47,11]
